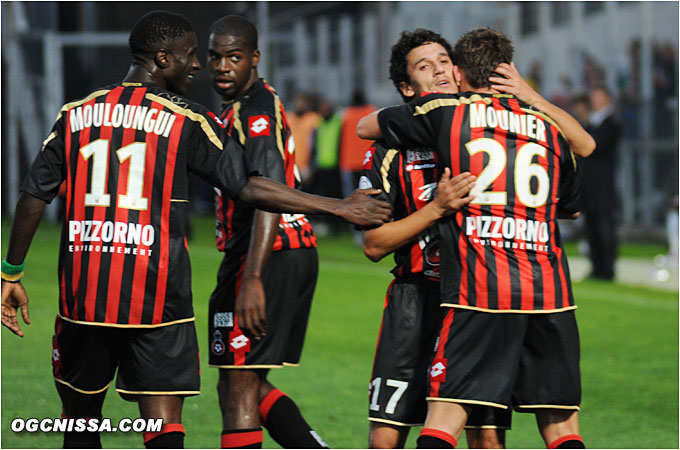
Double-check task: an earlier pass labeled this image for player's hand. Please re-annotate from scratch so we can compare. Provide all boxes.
[432,168,476,216]
[235,276,267,340]
[338,189,392,226]
[1,280,30,337]
[489,62,544,107]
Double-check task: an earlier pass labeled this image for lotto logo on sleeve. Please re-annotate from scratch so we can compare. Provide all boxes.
[362,147,376,170]
[249,116,271,136]
[430,358,447,382]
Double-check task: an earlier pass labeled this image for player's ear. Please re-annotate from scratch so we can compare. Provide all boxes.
[399,81,415,99]
[251,49,261,69]
[453,65,463,87]
[155,49,171,69]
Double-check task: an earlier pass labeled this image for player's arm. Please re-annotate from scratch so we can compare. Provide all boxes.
[363,169,476,261]
[190,120,393,227]
[234,109,284,341]
[358,100,439,151]
[489,62,595,158]
[356,109,385,140]
[237,178,391,227]
[1,192,45,337]
[236,210,278,340]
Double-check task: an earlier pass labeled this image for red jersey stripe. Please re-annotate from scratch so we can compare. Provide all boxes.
[152,112,183,324]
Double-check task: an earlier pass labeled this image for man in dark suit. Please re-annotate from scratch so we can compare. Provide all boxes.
[582,85,621,280]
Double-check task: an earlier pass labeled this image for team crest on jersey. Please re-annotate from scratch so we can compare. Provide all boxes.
[249,115,271,136]
[211,330,226,355]
[430,358,447,382]
[423,239,440,266]
[229,331,251,353]
[362,147,376,169]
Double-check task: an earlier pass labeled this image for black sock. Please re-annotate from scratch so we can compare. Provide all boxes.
[416,428,457,449]
[63,431,102,449]
[145,432,184,448]
[144,424,185,449]
[259,389,328,448]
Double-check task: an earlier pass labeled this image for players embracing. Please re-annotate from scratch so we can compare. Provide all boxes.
[359,27,594,449]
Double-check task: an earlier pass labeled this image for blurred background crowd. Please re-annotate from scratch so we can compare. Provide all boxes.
[2,1,678,263]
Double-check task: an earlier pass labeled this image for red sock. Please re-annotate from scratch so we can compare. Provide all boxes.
[143,424,185,448]
[417,427,458,448]
[258,388,286,425]
[221,428,263,449]
[548,434,585,449]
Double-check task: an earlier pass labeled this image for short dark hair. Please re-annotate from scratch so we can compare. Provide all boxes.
[389,28,454,102]
[129,10,193,59]
[453,27,514,89]
[209,15,258,52]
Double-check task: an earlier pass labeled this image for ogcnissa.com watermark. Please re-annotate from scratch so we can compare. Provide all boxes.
[11,417,163,433]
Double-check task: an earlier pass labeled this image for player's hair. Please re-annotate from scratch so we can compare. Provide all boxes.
[129,10,194,59]
[453,27,514,89]
[209,15,259,52]
[389,28,454,102]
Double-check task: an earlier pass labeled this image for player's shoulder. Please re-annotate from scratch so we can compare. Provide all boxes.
[367,140,394,161]
[241,79,280,117]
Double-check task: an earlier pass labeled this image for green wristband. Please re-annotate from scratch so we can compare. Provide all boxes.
[2,259,25,275]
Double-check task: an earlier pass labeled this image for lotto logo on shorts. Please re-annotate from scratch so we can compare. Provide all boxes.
[249,116,270,136]
[229,332,251,353]
[430,358,447,382]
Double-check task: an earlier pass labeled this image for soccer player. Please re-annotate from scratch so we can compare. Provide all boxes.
[205,15,325,449]
[361,29,508,450]
[362,28,595,450]
[0,10,392,449]
[358,28,593,449]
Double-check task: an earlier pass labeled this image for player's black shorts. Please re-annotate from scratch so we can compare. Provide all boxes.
[368,277,443,426]
[208,247,318,368]
[52,316,200,401]
[428,308,581,412]
[368,278,512,430]
[465,405,512,430]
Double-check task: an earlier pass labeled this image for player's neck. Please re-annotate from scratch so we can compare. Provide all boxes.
[123,63,157,86]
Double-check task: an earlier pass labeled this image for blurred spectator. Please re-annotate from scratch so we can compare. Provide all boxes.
[287,91,321,187]
[338,90,376,198]
[581,52,606,92]
[581,85,621,280]
[308,96,344,235]
[652,41,678,137]
[617,39,642,139]
[568,92,591,126]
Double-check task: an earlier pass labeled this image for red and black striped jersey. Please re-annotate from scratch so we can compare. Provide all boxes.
[21,82,251,327]
[378,92,580,313]
[215,79,316,253]
[359,141,440,279]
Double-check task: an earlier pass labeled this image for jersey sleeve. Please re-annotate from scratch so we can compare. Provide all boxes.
[556,138,582,215]
[242,110,286,184]
[188,112,252,199]
[360,141,399,205]
[357,141,400,230]
[377,96,440,150]
[20,112,67,203]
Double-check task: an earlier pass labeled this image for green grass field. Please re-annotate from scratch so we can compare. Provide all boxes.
[1,216,678,448]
